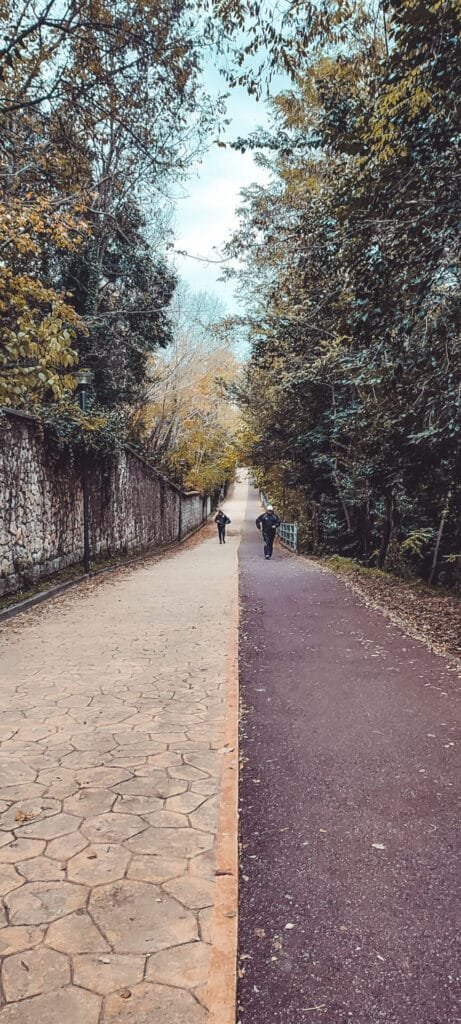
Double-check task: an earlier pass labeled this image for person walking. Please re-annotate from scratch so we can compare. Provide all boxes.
[215,508,231,544]
[256,504,281,559]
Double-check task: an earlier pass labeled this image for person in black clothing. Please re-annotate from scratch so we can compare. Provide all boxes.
[215,508,231,544]
[255,504,281,559]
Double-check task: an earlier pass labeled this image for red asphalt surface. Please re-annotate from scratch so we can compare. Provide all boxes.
[238,485,460,1024]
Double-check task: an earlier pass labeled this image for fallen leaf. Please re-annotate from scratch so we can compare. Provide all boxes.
[15,810,35,823]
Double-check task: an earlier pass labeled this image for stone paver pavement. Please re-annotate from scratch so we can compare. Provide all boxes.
[0,481,245,1022]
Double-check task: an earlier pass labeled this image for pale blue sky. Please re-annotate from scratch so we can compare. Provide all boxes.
[172,66,278,313]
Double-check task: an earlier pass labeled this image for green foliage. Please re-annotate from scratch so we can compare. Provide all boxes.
[401,529,435,559]
[228,0,461,587]
[41,403,128,468]
[0,0,219,433]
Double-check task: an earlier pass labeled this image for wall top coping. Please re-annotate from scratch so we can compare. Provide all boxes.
[1,407,204,499]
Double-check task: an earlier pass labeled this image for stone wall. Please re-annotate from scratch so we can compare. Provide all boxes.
[0,411,211,597]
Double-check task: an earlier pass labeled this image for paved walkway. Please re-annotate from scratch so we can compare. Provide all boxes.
[0,481,246,1023]
[238,484,460,1024]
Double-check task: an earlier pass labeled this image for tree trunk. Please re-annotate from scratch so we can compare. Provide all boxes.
[377,490,394,569]
[310,501,321,553]
[360,501,372,560]
[333,470,352,533]
[428,490,452,586]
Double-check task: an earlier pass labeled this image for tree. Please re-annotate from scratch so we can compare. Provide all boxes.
[0,193,86,407]
[0,0,219,413]
[139,285,240,493]
[228,0,461,584]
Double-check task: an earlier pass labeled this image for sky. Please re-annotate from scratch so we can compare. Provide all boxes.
[171,66,277,315]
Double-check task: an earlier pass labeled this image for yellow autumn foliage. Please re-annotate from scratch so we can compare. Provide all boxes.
[0,196,88,408]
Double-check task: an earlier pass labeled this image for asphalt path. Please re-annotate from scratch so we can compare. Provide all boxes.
[238,484,460,1024]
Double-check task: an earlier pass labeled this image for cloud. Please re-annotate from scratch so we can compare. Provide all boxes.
[172,72,277,311]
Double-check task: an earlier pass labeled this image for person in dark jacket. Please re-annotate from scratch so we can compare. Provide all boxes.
[215,508,231,544]
[256,504,281,559]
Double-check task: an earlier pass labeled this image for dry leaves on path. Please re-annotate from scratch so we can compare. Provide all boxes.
[317,560,461,663]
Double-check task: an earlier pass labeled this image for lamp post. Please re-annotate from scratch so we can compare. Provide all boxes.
[75,369,93,575]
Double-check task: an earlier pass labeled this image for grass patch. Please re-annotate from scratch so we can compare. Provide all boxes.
[323,555,390,582]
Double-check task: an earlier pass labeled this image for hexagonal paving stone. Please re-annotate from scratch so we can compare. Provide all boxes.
[17,857,66,882]
[110,756,147,768]
[62,751,113,770]
[0,784,46,803]
[57,695,91,708]
[46,911,109,954]
[70,706,136,725]
[2,946,70,1001]
[142,730,186,743]
[189,848,216,879]
[168,765,209,781]
[127,855,187,884]
[14,723,55,742]
[80,812,147,844]
[144,810,188,829]
[75,767,131,788]
[37,768,79,800]
[0,864,24,897]
[0,798,61,833]
[163,875,214,910]
[73,954,145,994]
[5,880,88,924]
[15,813,82,841]
[171,741,211,754]
[126,826,214,860]
[46,832,88,861]
[153,779,190,799]
[0,985,101,1023]
[146,940,209,989]
[147,752,182,768]
[64,788,115,817]
[0,762,37,787]
[0,830,15,849]
[0,838,45,863]
[68,843,130,886]
[114,775,168,798]
[113,742,167,757]
[198,907,213,943]
[103,982,207,1023]
[189,796,220,834]
[90,880,197,954]
[191,779,219,797]
[166,792,206,815]
[112,794,163,816]
[0,926,45,956]
[70,733,115,752]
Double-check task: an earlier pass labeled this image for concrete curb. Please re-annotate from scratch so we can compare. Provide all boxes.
[205,540,239,1023]
[0,518,211,624]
